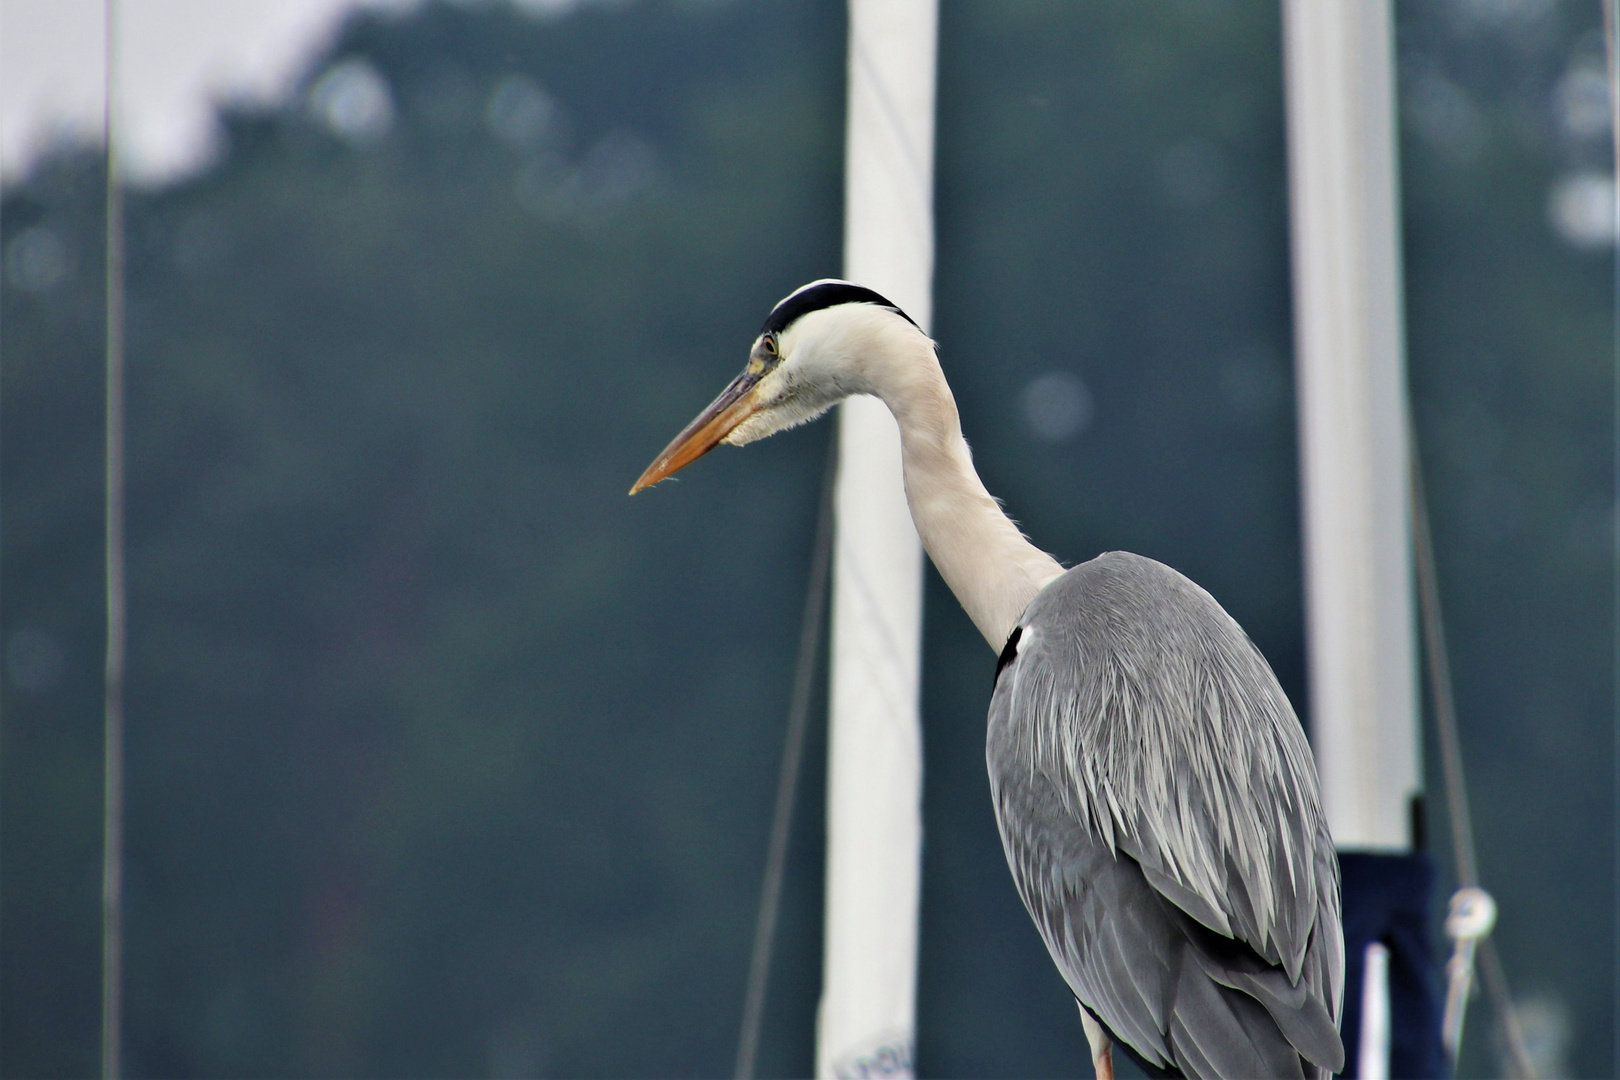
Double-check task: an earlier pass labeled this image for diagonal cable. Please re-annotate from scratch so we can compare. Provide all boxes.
[1411,442,1477,893]
[733,437,838,1080]
[1411,437,1535,1078]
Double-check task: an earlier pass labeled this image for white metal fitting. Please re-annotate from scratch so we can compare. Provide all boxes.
[1445,886,1497,941]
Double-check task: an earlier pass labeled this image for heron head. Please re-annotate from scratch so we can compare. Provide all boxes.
[629,279,923,494]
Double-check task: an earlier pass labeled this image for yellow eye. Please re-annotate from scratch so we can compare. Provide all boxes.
[762,336,778,356]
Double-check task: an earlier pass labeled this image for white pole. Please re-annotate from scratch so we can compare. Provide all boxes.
[818,1,936,1077]
[1360,942,1392,1080]
[1281,0,1421,851]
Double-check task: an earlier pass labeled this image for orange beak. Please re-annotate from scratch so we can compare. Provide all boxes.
[629,366,765,494]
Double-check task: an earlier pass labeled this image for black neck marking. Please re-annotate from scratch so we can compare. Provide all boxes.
[762,281,920,336]
[993,625,1022,688]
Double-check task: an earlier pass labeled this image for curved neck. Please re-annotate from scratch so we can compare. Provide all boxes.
[861,331,1065,650]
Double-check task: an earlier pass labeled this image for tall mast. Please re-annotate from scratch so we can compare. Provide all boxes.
[817,1,937,1077]
[1283,0,1420,856]
[1282,3,1437,1076]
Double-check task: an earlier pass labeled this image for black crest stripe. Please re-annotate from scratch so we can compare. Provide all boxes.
[762,281,920,335]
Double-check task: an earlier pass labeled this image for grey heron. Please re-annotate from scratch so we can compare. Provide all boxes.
[631,281,1344,1080]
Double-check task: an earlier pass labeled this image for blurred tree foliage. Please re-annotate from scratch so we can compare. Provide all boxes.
[0,2,1609,1078]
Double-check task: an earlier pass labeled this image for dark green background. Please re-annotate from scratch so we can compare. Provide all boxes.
[2,1,1610,1076]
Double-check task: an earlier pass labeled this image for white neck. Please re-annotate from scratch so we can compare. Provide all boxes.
[852,319,1065,650]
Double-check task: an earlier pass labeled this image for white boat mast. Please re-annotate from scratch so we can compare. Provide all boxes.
[1282,4,1421,1073]
[817,1,937,1077]
[1282,0,1421,854]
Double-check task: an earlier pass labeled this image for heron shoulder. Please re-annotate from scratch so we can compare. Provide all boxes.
[1024,550,1241,640]
[989,549,1333,983]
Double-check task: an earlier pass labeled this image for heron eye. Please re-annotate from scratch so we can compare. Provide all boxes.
[762,336,778,357]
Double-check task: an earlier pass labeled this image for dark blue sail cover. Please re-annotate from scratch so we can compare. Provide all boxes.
[1336,852,1448,1079]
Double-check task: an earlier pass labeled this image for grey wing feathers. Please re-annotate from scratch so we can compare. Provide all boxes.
[988,552,1344,1079]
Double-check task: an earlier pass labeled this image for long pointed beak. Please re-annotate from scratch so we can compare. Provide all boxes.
[629,368,764,494]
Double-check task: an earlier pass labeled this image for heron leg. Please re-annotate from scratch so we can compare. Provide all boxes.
[1078,1004,1115,1080]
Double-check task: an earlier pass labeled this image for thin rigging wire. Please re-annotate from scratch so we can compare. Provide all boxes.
[1410,450,1477,893]
[733,437,838,1080]
[1411,441,1535,1078]
[1602,2,1620,1073]
[1479,939,1534,1080]
[100,0,127,1076]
